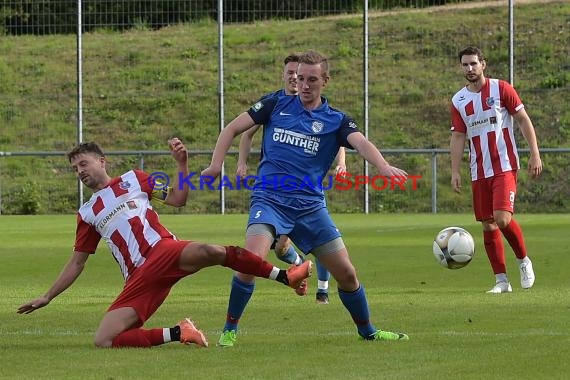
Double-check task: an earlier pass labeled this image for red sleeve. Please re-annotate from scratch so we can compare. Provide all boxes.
[499,80,523,114]
[450,103,467,133]
[73,214,101,254]
[134,170,152,199]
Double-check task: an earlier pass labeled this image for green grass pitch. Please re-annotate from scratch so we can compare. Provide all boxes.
[1,213,569,379]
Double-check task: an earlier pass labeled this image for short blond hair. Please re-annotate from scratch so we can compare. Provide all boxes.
[298,50,329,79]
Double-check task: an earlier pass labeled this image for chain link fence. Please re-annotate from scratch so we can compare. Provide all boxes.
[1,0,568,214]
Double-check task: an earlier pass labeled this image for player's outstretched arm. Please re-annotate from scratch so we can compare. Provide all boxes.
[236,125,261,177]
[202,112,257,179]
[347,133,407,178]
[17,251,90,314]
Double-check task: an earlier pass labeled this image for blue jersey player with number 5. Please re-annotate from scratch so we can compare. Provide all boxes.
[202,50,410,346]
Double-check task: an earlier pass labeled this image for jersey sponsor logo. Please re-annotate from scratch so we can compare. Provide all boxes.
[127,200,137,210]
[97,202,128,230]
[469,117,490,128]
[490,116,497,124]
[311,121,324,133]
[272,128,320,155]
[252,101,263,112]
[119,181,131,190]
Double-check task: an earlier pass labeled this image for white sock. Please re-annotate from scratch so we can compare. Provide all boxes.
[163,328,172,343]
[495,273,508,283]
[269,267,280,280]
[318,280,329,291]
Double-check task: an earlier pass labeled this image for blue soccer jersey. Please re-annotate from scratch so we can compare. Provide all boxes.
[259,88,286,101]
[247,95,359,199]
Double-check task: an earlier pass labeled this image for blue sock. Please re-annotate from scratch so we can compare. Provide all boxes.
[223,275,255,332]
[338,285,376,338]
[276,245,304,265]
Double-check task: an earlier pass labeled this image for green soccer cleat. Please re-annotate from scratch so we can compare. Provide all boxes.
[217,330,237,347]
[361,329,409,341]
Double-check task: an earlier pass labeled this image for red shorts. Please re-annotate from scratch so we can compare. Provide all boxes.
[471,170,517,221]
[108,239,192,328]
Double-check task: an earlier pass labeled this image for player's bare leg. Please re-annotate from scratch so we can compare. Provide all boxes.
[317,248,358,292]
[235,234,273,283]
[274,235,308,295]
[94,307,139,347]
[274,235,291,256]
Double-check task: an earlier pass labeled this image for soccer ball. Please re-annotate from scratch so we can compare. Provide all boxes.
[432,227,475,269]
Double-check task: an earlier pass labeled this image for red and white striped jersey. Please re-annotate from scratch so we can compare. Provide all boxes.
[74,170,177,280]
[450,78,523,181]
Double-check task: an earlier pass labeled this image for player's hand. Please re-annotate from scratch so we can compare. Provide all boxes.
[201,165,222,179]
[377,163,408,179]
[451,173,461,193]
[236,163,248,178]
[17,296,50,314]
[168,138,188,164]
[334,164,347,175]
[527,155,542,178]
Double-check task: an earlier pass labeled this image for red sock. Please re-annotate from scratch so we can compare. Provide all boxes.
[223,246,273,278]
[500,219,527,259]
[111,328,165,348]
[483,229,506,274]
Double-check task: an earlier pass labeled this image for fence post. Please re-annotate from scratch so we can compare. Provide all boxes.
[0,157,2,215]
[431,151,437,214]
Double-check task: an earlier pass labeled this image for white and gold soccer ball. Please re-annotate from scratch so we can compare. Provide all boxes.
[432,227,475,269]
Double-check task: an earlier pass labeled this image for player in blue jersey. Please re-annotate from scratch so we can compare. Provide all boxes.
[203,50,409,346]
[236,53,341,303]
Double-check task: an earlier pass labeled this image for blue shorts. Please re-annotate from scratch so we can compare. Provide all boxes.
[247,191,341,254]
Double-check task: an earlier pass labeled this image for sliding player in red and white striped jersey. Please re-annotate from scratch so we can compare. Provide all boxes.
[450,46,542,294]
[18,138,312,348]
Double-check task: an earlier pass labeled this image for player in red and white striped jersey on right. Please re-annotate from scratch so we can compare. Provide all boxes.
[450,46,543,294]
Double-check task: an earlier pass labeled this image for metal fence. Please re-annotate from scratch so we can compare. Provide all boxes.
[1,148,568,215]
[1,0,569,214]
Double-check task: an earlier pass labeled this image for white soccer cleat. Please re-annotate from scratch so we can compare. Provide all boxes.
[486,281,512,294]
[519,258,535,289]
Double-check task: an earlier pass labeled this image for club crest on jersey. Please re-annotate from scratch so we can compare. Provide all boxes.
[119,181,131,190]
[486,97,495,107]
[252,102,263,112]
[348,121,357,129]
[311,121,324,133]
